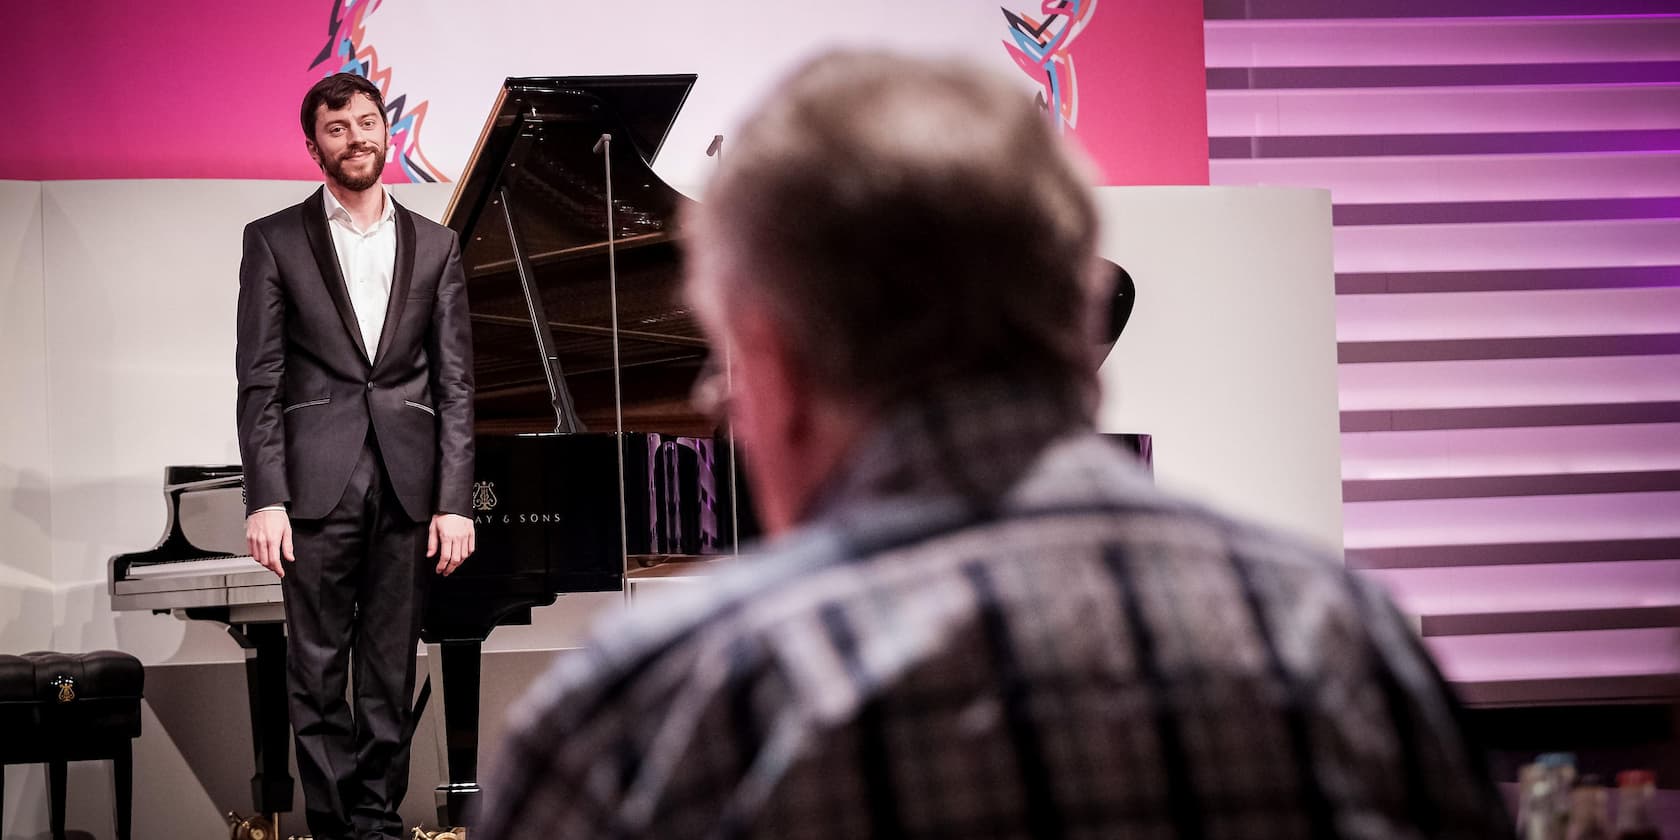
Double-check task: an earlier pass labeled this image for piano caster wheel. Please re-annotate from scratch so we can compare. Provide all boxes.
[226,811,278,840]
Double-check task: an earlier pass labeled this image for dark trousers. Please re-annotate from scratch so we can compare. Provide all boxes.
[282,439,430,840]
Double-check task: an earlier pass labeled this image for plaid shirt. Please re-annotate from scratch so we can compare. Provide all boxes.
[475,381,1513,840]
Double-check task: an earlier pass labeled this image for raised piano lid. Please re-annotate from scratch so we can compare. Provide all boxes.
[441,76,714,437]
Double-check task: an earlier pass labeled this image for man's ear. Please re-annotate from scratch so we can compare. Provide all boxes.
[734,306,811,440]
[304,138,322,168]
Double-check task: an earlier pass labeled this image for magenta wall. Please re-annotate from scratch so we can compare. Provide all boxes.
[0,1,1209,187]
[1,3,327,181]
[1065,0,1210,185]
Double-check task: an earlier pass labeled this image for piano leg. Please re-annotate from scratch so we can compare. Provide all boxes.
[230,623,295,817]
[429,638,484,827]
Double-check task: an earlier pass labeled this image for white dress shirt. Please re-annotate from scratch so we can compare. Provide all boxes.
[323,184,398,359]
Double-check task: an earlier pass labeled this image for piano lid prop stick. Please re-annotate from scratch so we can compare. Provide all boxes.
[595,133,632,596]
[707,133,742,558]
[496,186,582,434]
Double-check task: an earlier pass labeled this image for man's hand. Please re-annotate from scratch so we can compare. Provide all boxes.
[246,509,294,578]
[429,513,475,575]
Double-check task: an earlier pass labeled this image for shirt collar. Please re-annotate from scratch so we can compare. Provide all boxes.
[322,183,395,233]
[801,376,1094,526]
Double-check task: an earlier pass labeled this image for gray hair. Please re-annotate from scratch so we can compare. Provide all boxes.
[686,49,1105,414]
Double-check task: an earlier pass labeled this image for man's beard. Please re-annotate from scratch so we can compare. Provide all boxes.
[324,143,387,191]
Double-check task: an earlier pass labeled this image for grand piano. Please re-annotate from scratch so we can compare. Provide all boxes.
[109,75,755,829]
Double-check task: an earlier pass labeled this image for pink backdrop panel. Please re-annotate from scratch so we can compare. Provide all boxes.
[1070,0,1210,185]
[0,1,328,181]
[0,1,1210,186]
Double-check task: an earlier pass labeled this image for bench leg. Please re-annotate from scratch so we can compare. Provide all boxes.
[114,742,133,840]
[49,759,67,840]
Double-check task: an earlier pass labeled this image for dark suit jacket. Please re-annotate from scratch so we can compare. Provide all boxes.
[235,187,474,522]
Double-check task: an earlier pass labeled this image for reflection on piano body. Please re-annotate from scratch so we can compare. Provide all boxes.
[110,75,757,827]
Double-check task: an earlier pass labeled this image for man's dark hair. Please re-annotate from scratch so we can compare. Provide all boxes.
[300,72,387,140]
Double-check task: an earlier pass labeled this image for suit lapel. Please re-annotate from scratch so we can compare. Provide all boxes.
[301,187,372,363]
[372,202,417,369]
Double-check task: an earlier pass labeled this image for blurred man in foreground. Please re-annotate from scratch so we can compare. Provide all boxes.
[475,51,1512,839]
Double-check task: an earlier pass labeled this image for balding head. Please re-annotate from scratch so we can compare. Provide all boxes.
[684,50,1106,531]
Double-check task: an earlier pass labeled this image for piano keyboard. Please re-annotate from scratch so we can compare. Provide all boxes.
[112,554,282,619]
[125,555,263,578]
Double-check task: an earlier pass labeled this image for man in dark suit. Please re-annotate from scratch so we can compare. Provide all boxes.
[235,72,475,840]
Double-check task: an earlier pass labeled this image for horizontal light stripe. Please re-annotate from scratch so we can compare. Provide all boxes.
[1209,83,1680,138]
[1205,17,1680,68]
[1341,423,1680,480]
[1335,287,1680,342]
[1334,197,1680,226]
[1212,151,1680,203]
[1205,0,1680,20]
[1337,354,1680,411]
[1338,265,1680,295]
[1339,334,1680,364]
[1212,129,1680,160]
[1207,62,1680,91]
[1342,491,1680,549]
[1333,218,1680,273]
[1342,402,1680,434]
[1344,470,1680,502]
[1424,627,1680,683]
[1365,559,1680,615]
[1347,537,1680,569]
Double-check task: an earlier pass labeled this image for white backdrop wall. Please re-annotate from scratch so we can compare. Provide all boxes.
[0,180,57,839]
[363,1,1037,192]
[1095,186,1344,552]
[0,180,1338,837]
[0,181,52,654]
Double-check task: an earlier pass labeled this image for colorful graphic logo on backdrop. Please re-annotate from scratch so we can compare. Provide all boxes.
[1002,0,1097,132]
[311,0,450,182]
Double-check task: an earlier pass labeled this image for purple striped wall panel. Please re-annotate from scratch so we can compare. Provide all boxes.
[1205,17,1680,68]
[1334,287,1680,342]
[1342,491,1680,550]
[1212,152,1680,202]
[1337,354,1680,411]
[1332,219,1680,273]
[1208,6,1680,694]
[1340,423,1680,480]
[1209,83,1680,138]
[1367,560,1680,615]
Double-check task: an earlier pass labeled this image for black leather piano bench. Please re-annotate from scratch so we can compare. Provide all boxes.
[0,650,143,840]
